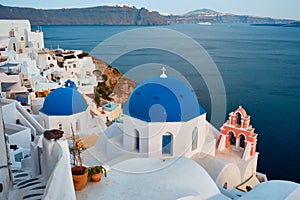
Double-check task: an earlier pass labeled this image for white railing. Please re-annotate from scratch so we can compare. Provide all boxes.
[42,139,76,200]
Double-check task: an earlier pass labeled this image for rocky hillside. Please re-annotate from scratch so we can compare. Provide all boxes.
[0,4,168,25]
[90,56,136,105]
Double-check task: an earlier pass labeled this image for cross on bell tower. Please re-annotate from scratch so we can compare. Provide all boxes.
[160,67,168,78]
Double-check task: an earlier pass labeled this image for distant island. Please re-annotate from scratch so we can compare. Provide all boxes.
[0,5,298,26]
[168,9,298,25]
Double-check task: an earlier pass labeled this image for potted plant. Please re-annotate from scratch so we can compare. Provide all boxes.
[69,125,88,191]
[88,166,107,182]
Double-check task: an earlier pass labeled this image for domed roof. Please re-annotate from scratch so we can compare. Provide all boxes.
[40,87,88,116]
[123,76,206,122]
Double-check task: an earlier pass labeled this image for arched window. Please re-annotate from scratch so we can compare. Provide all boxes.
[162,132,173,156]
[246,186,252,192]
[58,122,62,130]
[223,182,228,189]
[240,134,246,148]
[20,37,24,41]
[76,120,80,131]
[13,43,16,51]
[236,112,242,126]
[229,131,236,146]
[133,129,140,152]
[192,127,198,151]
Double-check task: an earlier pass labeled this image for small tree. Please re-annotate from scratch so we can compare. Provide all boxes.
[69,124,86,175]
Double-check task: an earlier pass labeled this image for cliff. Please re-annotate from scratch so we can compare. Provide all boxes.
[90,56,136,105]
[0,4,168,25]
[0,5,297,26]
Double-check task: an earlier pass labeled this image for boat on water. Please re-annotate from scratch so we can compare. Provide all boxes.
[198,22,212,25]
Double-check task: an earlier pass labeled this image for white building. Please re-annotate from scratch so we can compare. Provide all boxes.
[38,84,106,138]
[0,20,44,54]
[0,19,98,112]
[81,71,258,190]
[0,69,299,200]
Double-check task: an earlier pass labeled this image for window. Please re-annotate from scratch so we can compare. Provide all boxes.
[48,56,51,60]
[223,182,228,189]
[240,135,246,148]
[246,186,252,192]
[192,127,198,151]
[73,64,76,68]
[133,129,140,152]
[162,133,173,155]
[237,112,242,125]
[15,152,23,162]
[20,37,24,41]
[229,131,236,146]
[58,122,62,130]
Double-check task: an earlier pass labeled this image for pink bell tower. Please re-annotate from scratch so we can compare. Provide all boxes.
[217,106,258,160]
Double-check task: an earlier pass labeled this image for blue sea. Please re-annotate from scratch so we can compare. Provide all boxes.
[39,24,300,183]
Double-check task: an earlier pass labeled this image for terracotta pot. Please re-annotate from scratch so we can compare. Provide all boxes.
[91,172,102,182]
[72,166,88,191]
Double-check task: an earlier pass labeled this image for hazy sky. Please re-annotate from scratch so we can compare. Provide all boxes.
[1,0,299,20]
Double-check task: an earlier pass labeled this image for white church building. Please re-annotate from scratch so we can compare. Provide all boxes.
[82,70,260,191]
[38,81,106,139]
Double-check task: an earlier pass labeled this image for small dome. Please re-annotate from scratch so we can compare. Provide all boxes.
[40,87,88,116]
[124,76,205,122]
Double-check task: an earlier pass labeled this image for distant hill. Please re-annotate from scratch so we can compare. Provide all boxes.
[166,8,298,24]
[184,9,220,17]
[0,5,297,26]
[0,4,168,25]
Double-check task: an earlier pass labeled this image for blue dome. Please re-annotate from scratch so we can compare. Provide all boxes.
[40,87,88,116]
[123,76,206,122]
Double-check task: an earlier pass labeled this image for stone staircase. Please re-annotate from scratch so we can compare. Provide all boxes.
[9,169,47,200]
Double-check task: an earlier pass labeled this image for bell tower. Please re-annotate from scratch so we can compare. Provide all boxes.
[217,106,258,160]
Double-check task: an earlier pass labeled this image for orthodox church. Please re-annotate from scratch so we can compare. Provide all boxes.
[82,69,260,191]
[38,80,106,138]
